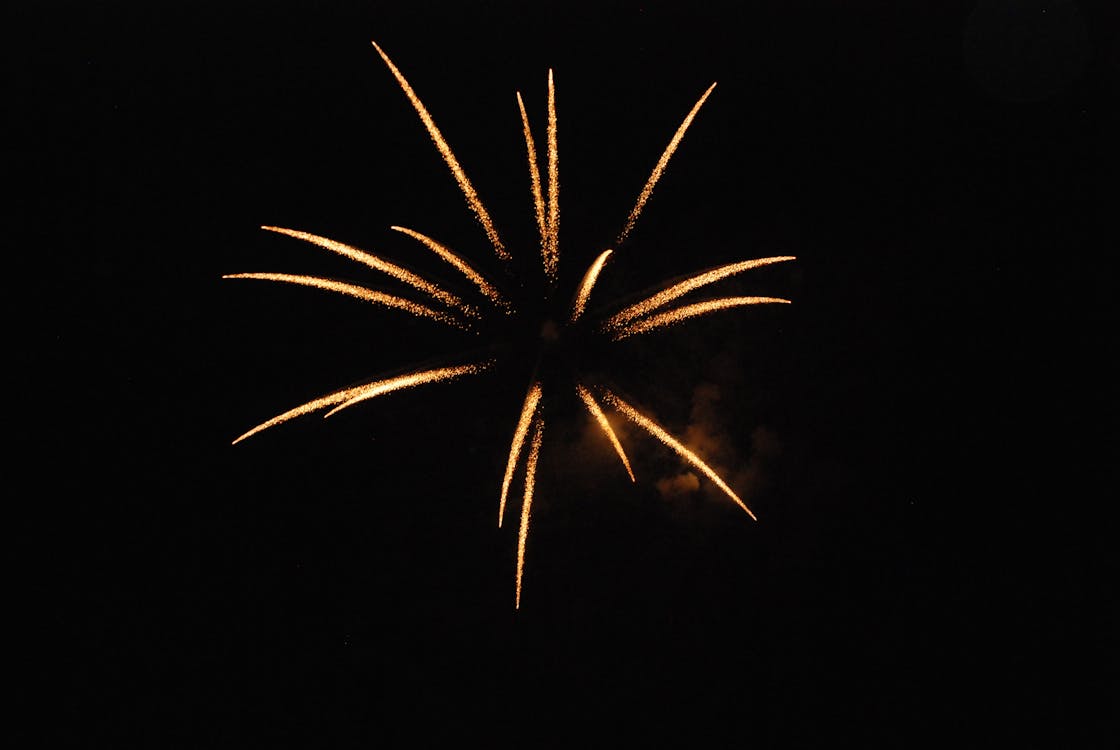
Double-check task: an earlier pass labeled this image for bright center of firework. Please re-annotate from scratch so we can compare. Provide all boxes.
[225,41,796,609]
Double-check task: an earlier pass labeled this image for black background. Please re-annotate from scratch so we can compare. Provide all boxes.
[19,1,1116,746]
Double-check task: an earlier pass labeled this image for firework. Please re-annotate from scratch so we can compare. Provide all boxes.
[226,42,794,607]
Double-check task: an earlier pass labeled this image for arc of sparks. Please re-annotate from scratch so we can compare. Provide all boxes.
[570,249,613,322]
[230,363,488,444]
[515,412,545,609]
[600,389,757,520]
[545,69,559,282]
[615,82,717,247]
[498,382,543,527]
[516,92,547,257]
[262,225,477,318]
[576,384,635,482]
[605,256,796,329]
[613,296,791,340]
[390,225,510,312]
[222,273,466,329]
[371,41,509,261]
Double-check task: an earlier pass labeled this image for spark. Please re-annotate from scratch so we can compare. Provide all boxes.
[261,225,477,317]
[228,44,794,608]
[613,296,792,340]
[516,92,547,257]
[605,256,796,329]
[615,82,717,247]
[515,412,545,609]
[570,249,613,322]
[371,41,508,261]
[390,225,510,311]
[576,384,635,482]
[221,273,466,329]
[231,363,487,445]
[545,69,560,282]
[601,389,758,521]
[498,382,542,527]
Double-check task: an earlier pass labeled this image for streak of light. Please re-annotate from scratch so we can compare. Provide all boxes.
[371,41,508,261]
[605,256,796,328]
[613,296,790,339]
[576,383,635,482]
[390,225,510,311]
[231,363,487,444]
[569,249,613,322]
[545,69,559,282]
[262,225,477,317]
[615,83,717,247]
[516,412,545,609]
[516,92,547,258]
[498,382,542,527]
[323,363,488,417]
[601,389,757,520]
[222,273,465,329]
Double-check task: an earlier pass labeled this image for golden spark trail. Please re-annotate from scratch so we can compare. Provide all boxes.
[615,82,717,247]
[371,41,508,261]
[602,389,757,520]
[605,256,796,328]
[390,225,510,311]
[516,413,545,609]
[261,226,477,317]
[231,363,486,444]
[498,382,542,527]
[576,384,635,482]
[323,363,487,417]
[516,92,547,254]
[222,273,465,329]
[570,249,613,322]
[545,69,559,281]
[614,296,791,339]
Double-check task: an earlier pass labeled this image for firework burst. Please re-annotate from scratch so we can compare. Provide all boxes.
[225,42,795,608]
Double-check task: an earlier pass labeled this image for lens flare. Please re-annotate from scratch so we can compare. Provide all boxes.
[227,42,794,608]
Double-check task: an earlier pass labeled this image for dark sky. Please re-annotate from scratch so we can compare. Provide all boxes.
[20,1,1115,746]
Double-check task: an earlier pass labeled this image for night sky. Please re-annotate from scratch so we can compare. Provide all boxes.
[20,1,1115,746]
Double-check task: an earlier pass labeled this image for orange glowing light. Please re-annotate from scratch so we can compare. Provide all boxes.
[226,42,793,608]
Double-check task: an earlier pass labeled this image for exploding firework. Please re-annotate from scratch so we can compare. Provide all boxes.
[225,42,795,608]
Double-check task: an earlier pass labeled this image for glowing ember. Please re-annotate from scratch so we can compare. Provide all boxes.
[570,249,613,322]
[498,383,543,528]
[515,413,545,609]
[614,296,792,340]
[576,384,635,482]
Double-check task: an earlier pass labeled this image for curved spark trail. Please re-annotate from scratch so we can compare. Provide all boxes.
[601,389,758,521]
[498,383,543,527]
[516,413,545,609]
[390,225,509,311]
[615,82,718,247]
[545,69,560,282]
[570,249,613,322]
[516,92,548,261]
[228,43,795,608]
[231,363,487,444]
[605,256,796,329]
[261,225,476,317]
[576,384,635,482]
[614,296,792,340]
[222,273,465,329]
[371,41,508,261]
